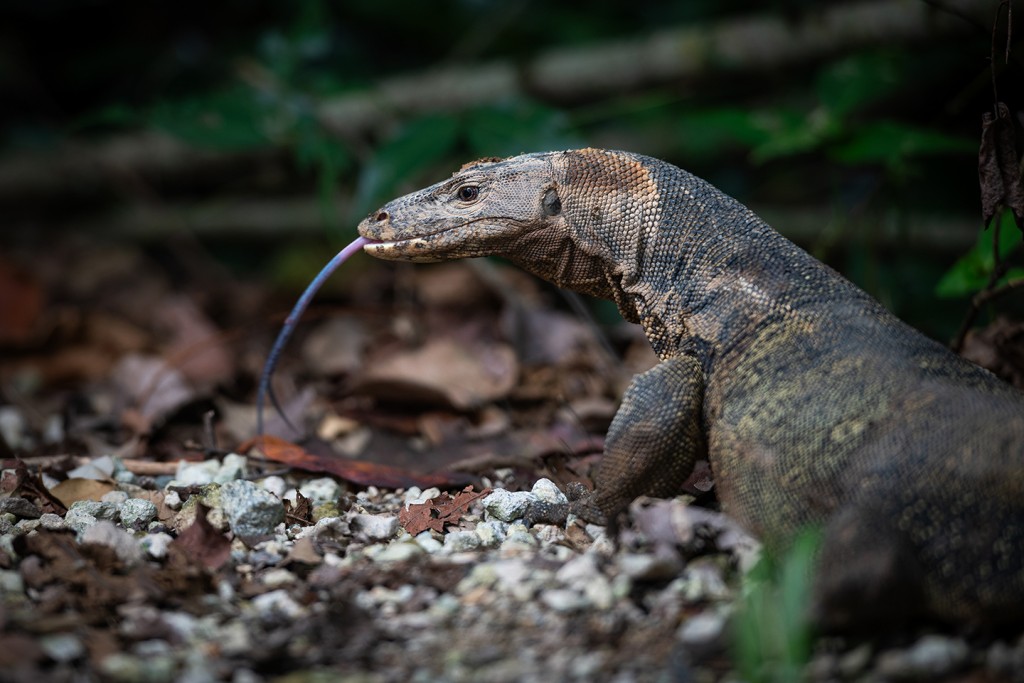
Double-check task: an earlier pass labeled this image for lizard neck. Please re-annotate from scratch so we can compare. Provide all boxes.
[556,151,865,361]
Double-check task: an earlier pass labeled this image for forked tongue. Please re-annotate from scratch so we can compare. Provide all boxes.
[256,236,370,436]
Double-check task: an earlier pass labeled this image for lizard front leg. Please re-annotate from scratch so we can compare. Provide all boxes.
[575,355,708,524]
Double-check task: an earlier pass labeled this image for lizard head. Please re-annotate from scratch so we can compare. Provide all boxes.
[357,152,566,263]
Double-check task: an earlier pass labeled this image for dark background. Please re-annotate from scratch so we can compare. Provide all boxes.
[1,0,1021,340]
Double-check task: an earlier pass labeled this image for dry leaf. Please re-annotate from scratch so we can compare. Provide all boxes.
[171,504,231,570]
[354,338,517,410]
[979,103,1024,226]
[49,478,117,507]
[399,486,490,535]
[243,434,473,489]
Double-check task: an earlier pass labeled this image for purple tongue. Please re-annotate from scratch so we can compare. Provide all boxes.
[257,236,371,436]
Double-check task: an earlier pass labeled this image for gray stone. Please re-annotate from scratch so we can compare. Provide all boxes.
[374,540,425,563]
[141,532,174,559]
[0,407,26,450]
[443,530,481,553]
[67,455,117,481]
[619,551,684,581]
[252,589,306,620]
[220,480,285,538]
[175,459,222,486]
[678,609,727,649]
[0,569,24,593]
[40,633,85,663]
[81,521,143,565]
[214,454,248,483]
[531,478,568,505]
[68,500,121,522]
[541,588,589,612]
[299,476,342,504]
[349,513,399,542]
[474,520,507,547]
[38,513,65,531]
[0,497,41,519]
[483,489,533,522]
[260,476,287,498]
[100,490,129,505]
[120,498,158,530]
[876,635,969,679]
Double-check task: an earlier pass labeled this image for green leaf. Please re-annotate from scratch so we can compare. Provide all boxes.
[816,52,903,116]
[674,107,772,160]
[936,211,1024,298]
[749,108,837,163]
[149,88,272,150]
[830,121,973,167]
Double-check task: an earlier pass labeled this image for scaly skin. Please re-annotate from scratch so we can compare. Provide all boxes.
[356,148,1024,628]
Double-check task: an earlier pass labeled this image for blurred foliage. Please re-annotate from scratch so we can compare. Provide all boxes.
[1,0,1021,336]
[936,209,1024,298]
[734,528,820,683]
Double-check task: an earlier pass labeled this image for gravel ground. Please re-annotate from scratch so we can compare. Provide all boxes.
[3,453,1024,682]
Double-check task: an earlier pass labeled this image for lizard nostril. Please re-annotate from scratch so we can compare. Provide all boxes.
[376,211,389,222]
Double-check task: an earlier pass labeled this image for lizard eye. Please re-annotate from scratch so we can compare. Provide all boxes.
[456,185,480,202]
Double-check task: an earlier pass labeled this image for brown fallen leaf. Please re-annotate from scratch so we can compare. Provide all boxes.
[353,338,517,410]
[979,103,1024,227]
[242,435,474,489]
[399,486,491,536]
[171,504,231,570]
[49,478,117,507]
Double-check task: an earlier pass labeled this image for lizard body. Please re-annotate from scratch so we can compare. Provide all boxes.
[356,148,1024,627]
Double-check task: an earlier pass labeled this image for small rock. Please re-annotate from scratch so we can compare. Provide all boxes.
[252,589,306,620]
[299,477,342,504]
[531,478,568,505]
[876,635,969,679]
[556,554,601,584]
[81,521,143,565]
[0,406,27,450]
[0,569,24,593]
[220,480,285,538]
[40,633,85,663]
[175,459,222,486]
[260,476,287,498]
[67,455,117,481]
[502,522,538,548]
[619,551,683,581]
[68,500,121,522]
[676,557,731,602]
[163,489,182,510]
[541,588,589,612]
[100,490,129,506]
[141,533,174,559]
[443,530,481,553]
[483,489,533,522]
[475,520,507,547]
[838,642,873,678]
[374,540,425,563]
[260,568,298,587]
[120,498,158,530]
[14,518,40,532]
[677,609,727,650]
[414,531,443,553]
[0,497,41,519]
[215,454,247,483]
[349,513,398,542]
[38,513,66,531]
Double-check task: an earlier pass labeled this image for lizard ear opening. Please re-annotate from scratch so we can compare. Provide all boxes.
[543,188,562,216]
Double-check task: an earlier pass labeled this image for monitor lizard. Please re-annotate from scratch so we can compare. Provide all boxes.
[352,148,1024,628]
